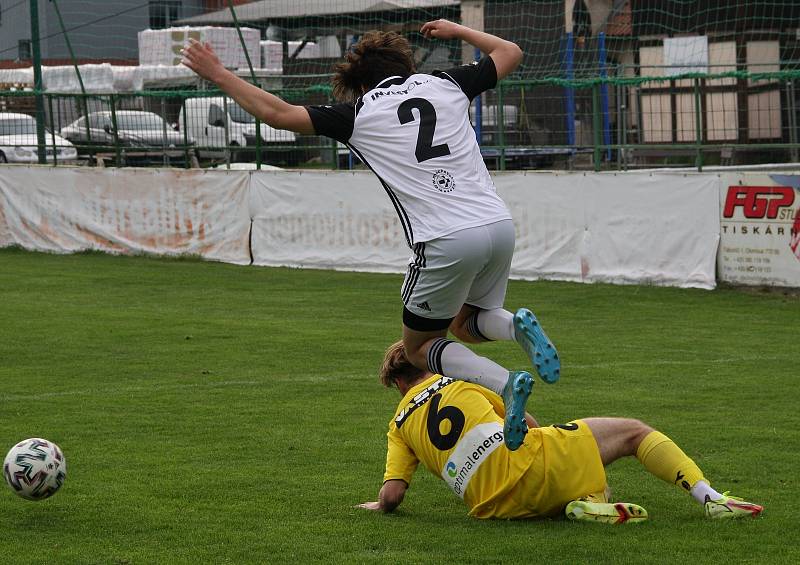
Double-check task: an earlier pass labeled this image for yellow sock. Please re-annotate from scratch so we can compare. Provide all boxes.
[636,431,706,493]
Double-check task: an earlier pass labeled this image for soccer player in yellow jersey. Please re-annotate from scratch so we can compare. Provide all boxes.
[358,342,764,523]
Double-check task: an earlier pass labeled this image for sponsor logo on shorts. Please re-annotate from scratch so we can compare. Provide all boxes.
[441,422,504,498]
[416,301,431,312]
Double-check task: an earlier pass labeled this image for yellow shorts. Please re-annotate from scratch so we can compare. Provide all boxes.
[494,419,607,519]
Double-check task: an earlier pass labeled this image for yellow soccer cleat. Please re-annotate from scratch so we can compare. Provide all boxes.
[704,492,763,520]
[565,499,648,525]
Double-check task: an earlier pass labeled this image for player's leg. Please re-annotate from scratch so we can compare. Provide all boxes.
[450,219,560,384]
[583,417,763,519]
[559,418,649,524]
[400,228,532,450]
[402,324,532,452]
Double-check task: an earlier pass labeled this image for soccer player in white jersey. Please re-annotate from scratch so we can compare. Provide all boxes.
[181,19,560,450]
[358,342,764,523]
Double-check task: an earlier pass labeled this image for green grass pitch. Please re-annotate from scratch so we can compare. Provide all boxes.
[1,247,798,564]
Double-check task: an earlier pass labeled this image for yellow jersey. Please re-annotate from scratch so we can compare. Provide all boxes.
[383,374,536,518]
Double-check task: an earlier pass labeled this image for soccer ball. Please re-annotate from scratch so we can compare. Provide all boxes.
[3,438,67,500]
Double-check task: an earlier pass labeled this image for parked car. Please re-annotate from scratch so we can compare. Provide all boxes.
[0,112,78,164]
[60,110,194,164]
[179,97,297,162]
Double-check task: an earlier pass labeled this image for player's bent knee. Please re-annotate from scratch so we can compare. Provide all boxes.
[626,419,654,450]
[448,322,471,343]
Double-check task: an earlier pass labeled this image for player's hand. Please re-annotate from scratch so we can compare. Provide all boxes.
[356,501,381,511]
[420,19,464,41]
[181,39,226,83]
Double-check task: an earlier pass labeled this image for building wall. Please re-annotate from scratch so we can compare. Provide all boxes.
[0,0,206,65]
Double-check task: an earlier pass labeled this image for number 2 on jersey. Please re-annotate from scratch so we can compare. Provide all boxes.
[397,98,451,163]
[426,393,465,450]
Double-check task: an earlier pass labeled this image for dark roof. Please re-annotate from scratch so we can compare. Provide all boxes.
[177,0,460,25]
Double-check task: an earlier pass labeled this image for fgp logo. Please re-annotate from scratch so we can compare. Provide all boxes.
[723,186,795,219]
[446,462,457,478]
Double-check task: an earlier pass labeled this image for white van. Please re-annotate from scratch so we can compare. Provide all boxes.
[179,97,296,160]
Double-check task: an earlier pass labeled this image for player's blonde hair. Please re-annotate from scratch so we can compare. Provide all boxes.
[379,341,425,388]
[332,31,416,102]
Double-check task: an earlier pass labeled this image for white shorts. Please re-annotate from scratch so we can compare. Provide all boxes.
[401,219,515,331]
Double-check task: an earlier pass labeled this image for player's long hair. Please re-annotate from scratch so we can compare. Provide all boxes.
[332,31,416,102]
[379,341,426,389]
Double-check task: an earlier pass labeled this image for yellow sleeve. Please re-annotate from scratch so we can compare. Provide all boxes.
[383,424,419,484]
[484,388,505,419]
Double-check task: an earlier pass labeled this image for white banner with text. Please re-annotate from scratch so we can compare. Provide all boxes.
[1,167,726,288]
[0,167,252,264]
[717,172,800,287]
[250,170,720,289]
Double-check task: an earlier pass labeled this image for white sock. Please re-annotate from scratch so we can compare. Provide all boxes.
[690,481,724,505]
[468,308,515,341]
[427,338,508,396]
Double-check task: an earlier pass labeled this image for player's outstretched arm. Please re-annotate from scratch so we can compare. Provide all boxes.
[357,479,408,513]
[420,19,523,80]
[181,39,315,134]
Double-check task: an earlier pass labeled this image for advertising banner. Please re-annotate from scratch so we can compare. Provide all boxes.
[580,172,719,288]
[249,170,410,272]
[718,172,800,287]
[0,167,729,289]
[251,170,720,289]
[0,167,252,264]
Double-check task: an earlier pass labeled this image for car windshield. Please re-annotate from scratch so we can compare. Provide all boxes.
[227,102,255,124]
[115,113,167,130]
[0,118,38,136]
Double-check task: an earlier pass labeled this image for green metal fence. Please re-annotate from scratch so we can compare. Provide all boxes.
[0,73,800,170]
[2,68,799,171]
[2,0,800,171]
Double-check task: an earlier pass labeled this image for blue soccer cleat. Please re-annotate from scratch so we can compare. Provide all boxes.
[513,308,560,384]
[502,371,534,451]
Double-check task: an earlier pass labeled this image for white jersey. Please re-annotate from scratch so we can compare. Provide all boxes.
[306,57,511,246]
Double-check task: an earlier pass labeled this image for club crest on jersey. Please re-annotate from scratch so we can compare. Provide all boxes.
[432,170,455,193]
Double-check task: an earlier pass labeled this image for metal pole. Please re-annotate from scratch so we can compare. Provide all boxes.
[226,0,262,170]
[109,94,121,167]
[161,97,169,167]
[616,81,622,170]
[29,0,47,164]
[564,32,576,147]
[182,98,190,168]
[223,94,232,168]
[598,32,611,162]
[787,80,798,163]
[693,78,703,171]
[592,84,601,171]
[497,82,506,171]
[50,0,93,156]
[47,94,57,166]
[474,47,482,145]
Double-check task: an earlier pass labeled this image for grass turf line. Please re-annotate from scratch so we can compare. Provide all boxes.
[0,248,798,564]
